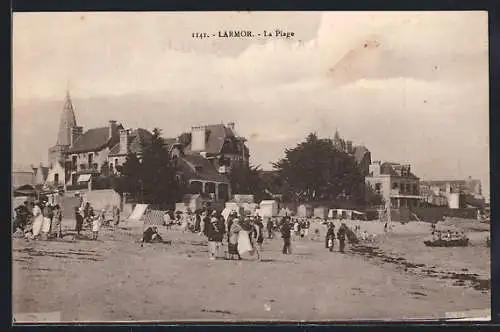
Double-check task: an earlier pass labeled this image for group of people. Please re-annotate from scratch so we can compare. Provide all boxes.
[74,202,121,240]
[150,207,365,260]
[13,200,63,240]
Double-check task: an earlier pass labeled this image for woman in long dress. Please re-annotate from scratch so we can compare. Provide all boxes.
[228,218,242,259]
[31,202,44,238]
[41,203,52,240]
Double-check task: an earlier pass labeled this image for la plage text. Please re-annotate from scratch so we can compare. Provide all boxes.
[191,29,295,39]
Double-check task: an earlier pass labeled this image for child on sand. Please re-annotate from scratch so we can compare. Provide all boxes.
[92,210,104,240]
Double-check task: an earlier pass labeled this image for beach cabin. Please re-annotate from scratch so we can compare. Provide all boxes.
[297,204,313,218]
[259,200,278,217]
[314,206,329,219]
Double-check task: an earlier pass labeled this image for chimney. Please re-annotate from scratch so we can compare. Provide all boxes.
[109,120,117,139]
[119,129,129,155]
[70,126,83,147]
[191,126,207,152]
[227,122,235,132]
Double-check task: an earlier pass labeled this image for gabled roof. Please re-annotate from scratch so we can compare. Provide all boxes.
[68,127,117,154]
[178,153,229,183]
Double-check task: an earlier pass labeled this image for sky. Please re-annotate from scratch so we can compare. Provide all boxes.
[12,11,490,197]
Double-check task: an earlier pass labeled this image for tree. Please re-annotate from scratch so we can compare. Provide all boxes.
[272,132,367,204]
[140,128,182,207]
[364,183,384,207]
[116,153,142,199]
[229,164,266,201]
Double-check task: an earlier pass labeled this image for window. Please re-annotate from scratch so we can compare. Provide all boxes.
[392,182,399,190]
[54,174,59,185]
[88,153,93,167]
[375,183,381,194]
[114,158,119,167]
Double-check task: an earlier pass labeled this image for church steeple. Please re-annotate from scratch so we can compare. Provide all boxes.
[56,91,77,146]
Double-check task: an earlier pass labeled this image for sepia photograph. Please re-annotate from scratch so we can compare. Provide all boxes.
[12,11,490,323]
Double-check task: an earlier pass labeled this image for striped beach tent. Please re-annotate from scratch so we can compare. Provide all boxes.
[143,209,165,226]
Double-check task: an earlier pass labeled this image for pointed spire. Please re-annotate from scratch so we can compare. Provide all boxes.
[56,91,77,146]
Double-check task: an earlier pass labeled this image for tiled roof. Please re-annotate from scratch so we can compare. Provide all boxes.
[67,127,113,154]
[178,153,229,183]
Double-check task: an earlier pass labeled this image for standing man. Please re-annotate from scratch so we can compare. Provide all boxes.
[252,217,264,261]
[337,222,348,253]
[325,222,336,251]
[281,217,292,254]
[205,211,223,260]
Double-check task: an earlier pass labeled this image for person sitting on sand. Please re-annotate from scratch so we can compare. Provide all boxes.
[141,226,164,246]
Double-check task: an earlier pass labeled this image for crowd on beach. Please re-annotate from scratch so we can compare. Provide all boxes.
[141,208,369,261]
[14,198,379,260]
[12,198,121,241]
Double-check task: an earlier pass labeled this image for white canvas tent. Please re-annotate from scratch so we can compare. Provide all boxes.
[128,204,149,221]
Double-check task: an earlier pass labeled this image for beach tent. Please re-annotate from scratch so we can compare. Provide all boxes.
[143,209,165,226]
[128,204,149,220]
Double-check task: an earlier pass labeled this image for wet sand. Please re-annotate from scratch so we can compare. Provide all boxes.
[12,219,490,322]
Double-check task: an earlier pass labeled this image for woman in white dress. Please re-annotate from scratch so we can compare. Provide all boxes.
[31,202,44,238]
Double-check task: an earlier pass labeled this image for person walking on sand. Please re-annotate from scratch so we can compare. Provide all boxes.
[251,217,264,261]
[337,222,348,253]
[325,222,336,251]
[205,211,223,260]
[228,218,242,260]
[281,217,292,254]
[113,205,120,227]
[31,201,44,239]
[41,202,52,240]
[52,204,63,238]
[75,206,84,236]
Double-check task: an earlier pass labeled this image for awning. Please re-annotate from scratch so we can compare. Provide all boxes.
[77,174,92,182]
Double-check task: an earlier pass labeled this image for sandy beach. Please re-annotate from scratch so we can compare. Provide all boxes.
[12,219,490,322]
